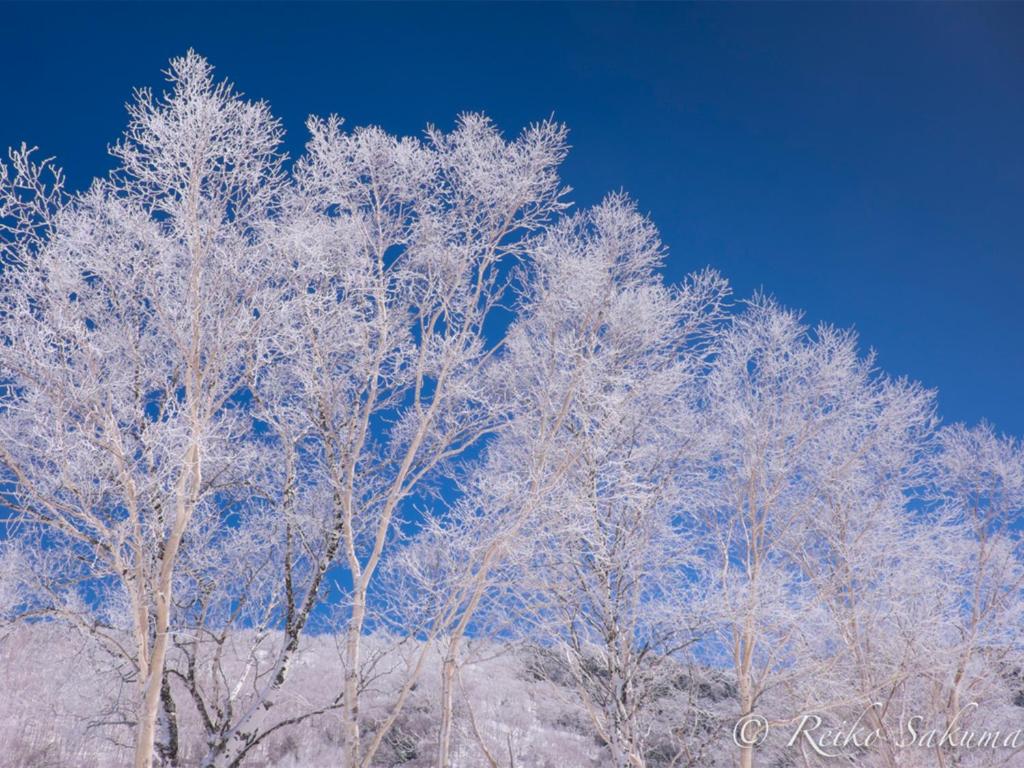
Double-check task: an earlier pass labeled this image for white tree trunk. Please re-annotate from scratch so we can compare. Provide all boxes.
[133,531,184,768]
[343,593,366,768]
[436,648,458,768]
[134,448,198,768]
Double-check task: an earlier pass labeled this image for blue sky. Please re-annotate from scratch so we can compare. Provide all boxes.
[4,2,1023,436]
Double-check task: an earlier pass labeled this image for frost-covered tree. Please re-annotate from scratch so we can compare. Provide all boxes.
[0,52,285,768]
[926,424,1024,767]
[698,298,937,768]
[785,356,938,768]
[394,198,728,768]
[510,203,726,768]
[204,111,570,768]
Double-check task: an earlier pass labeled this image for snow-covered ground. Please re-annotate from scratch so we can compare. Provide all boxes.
[0,623,731,768]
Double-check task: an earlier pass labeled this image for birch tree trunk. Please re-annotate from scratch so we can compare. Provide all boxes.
[134,445,200,768]
[436,649,457,768]
[343,593,367,768]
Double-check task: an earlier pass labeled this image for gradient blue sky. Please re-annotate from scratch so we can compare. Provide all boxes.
[4,2,1022,435]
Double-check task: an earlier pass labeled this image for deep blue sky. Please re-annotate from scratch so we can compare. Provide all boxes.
[4,2,1023,435]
